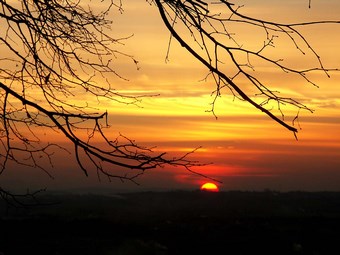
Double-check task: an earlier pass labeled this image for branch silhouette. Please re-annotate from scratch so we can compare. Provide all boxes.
[1,0,339,200]
[153,0,340,135]
[0,0,203,199]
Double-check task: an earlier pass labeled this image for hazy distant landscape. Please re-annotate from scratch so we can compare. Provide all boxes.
[1,191,340,254]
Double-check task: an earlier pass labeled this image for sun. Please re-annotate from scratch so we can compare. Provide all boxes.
[200,182,219,192]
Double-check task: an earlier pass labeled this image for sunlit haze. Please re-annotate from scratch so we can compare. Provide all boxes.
[1,0,340,193]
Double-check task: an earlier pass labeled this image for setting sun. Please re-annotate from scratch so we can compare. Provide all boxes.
[200,182,219,192]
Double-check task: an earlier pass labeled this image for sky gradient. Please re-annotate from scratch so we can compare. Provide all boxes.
[1,0,340,193]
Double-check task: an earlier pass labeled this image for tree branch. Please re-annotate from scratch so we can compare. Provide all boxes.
[153,0,340,135]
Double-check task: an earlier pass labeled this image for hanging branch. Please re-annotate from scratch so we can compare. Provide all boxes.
[0,0,203,192]
[153,0,340,135]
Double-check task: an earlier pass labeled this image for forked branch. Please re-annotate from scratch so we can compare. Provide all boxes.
[153,0,340,134]
[0,0,203,190]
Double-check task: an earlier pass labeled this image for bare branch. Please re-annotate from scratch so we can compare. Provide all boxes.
[0,0,203,197]
[0,187,47,208]
[153,0,340,134]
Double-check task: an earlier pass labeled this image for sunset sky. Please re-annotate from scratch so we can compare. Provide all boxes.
[2,0,340,193]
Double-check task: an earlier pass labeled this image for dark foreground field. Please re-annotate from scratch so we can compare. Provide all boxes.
[1,191,340,254]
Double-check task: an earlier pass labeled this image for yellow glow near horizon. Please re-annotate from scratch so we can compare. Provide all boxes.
[2,0,340,192]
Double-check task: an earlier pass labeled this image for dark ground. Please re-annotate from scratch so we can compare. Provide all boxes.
[1,190,340,254]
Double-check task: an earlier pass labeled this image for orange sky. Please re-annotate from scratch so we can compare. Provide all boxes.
[1,0,340,193]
